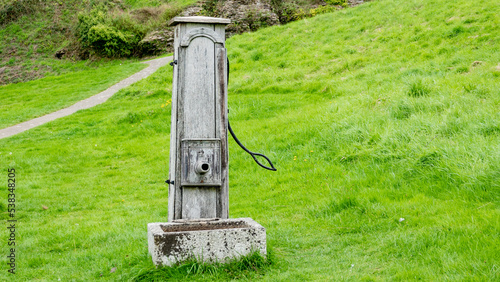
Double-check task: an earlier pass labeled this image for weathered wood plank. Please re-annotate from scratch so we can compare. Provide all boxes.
[173,46,186,221]
[216,47,229,219]
[168,25,181,222]
[182,187,218,219]
[214,25,226,45]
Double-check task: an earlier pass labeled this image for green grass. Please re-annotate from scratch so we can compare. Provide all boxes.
[1,0,499,280]
[0,60,146,129]
[134,251,273,280]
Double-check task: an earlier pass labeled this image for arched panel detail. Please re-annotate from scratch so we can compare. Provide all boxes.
[180,27,224,47]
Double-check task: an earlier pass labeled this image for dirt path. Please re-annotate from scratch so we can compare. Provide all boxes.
[0,56,172,139]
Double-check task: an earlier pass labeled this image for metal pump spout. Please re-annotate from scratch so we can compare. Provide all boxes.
[195,162,210,174]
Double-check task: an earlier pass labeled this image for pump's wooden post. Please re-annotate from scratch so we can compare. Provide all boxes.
[168,17,231,221]
[148,17,266,266]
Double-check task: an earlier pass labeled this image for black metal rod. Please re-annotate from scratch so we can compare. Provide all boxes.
[226,58,277,171]
[228,121,277,171]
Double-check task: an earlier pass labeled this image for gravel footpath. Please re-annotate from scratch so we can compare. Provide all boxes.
[0,56,172,139]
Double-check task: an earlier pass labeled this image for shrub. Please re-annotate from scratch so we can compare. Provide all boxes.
[201,0,219,17]
[270,0,341,24]
[111,12,147,39]
[326,0,348,7]
[87,24,136,57]
[309,5,338,16]
[245,7,276,31]
[77,5,141,58]
[269,0,301,24]
[76,2,182,58]
[293,4,340,22]
[77,7,108,49]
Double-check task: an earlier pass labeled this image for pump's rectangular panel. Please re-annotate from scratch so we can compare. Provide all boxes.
[181,139,221,186]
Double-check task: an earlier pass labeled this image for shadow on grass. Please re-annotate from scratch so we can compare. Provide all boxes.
[132,250,275,281]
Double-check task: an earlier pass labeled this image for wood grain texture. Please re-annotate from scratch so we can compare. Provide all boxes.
[182,36,216,139]
[181,187,218,219]
[168,24,181,222]
[180,27,224,47]
[216,47,229,219]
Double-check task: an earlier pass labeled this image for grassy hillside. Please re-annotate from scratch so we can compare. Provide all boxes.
[0,0,330,85]
[0,0,196,85]
[0,0,345,85]
[1,0,499,280]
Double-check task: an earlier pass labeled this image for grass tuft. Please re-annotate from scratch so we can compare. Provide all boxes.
[131,251,273,281]
[313,197,365,218]
[407,80,431,97]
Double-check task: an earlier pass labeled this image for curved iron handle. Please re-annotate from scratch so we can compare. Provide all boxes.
[226,57,276,171]
[228,121,277,171]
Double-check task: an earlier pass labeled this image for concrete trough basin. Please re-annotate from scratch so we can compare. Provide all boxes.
[148,217,266,266]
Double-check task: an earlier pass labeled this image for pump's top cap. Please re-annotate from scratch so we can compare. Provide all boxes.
[169,16,231,26]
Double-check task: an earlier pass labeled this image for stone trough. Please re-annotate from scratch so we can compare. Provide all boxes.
[148,218,266,266]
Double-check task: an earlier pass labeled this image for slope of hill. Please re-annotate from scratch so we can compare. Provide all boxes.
[0,0,198,84]
[0,0,345,85]
[0,0,499,280]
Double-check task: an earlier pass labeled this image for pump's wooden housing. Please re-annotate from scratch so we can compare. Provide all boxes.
[168,17,230,221]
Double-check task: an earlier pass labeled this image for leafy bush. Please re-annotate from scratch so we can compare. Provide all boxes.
[111,12,147,39]
[77,7,108,48]
[309,4,337,16]
[201,0,219,17]
[326,0,348,7]
[245,7,277,31]
[293,5,340,21]
[269,0,301,24]
[76,5,141,58]
[87,24,137,57]
[76,3,182,58]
